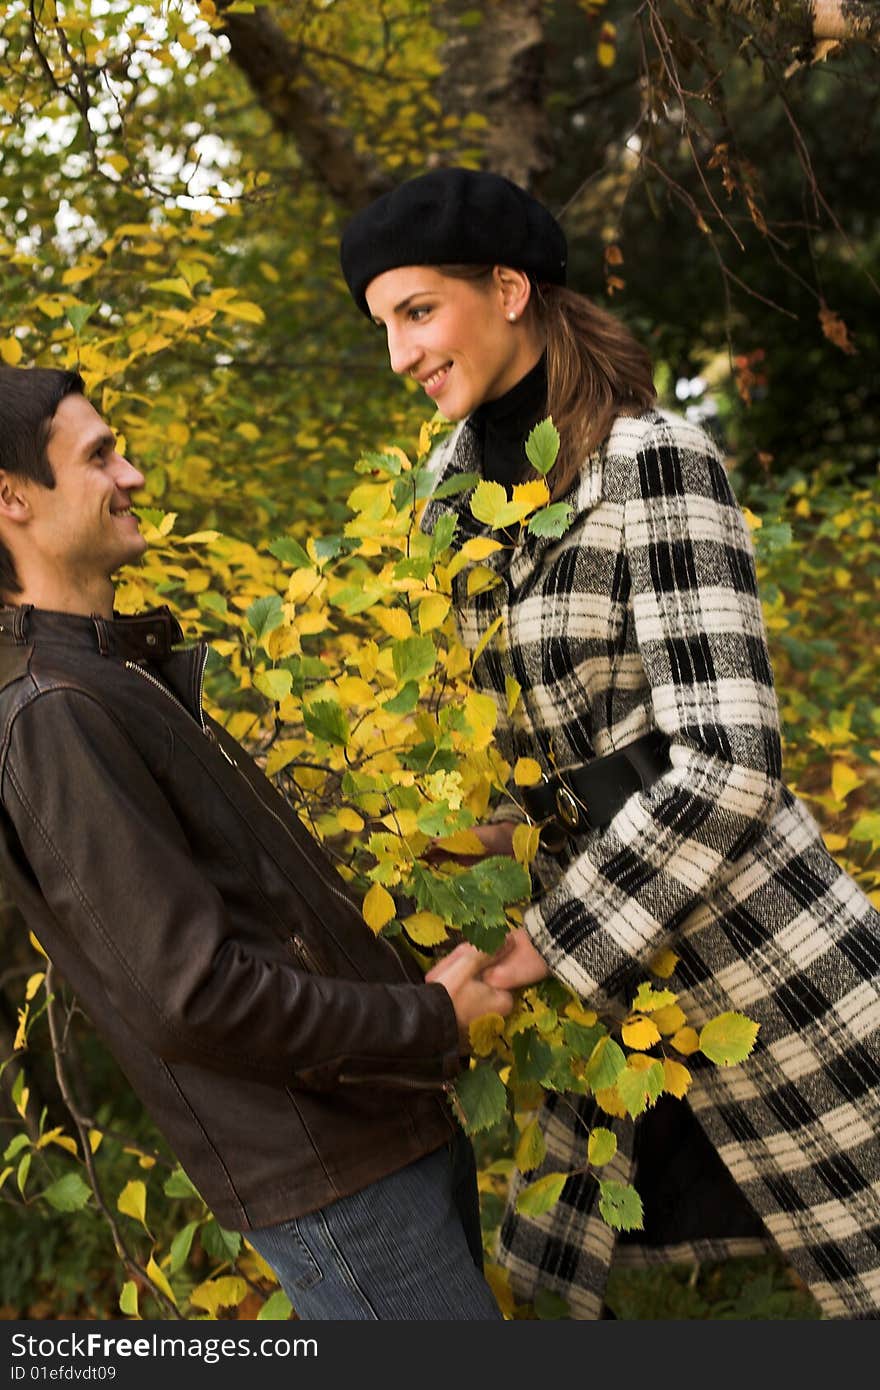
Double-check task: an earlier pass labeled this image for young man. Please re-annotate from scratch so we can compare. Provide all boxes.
[0,365,511,1320]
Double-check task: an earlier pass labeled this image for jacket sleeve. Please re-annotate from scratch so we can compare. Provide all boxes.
[522,420,783,1006]
[2,687,460,1087]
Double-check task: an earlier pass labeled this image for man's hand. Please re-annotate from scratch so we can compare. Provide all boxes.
[426,942,514,1049]
[480,928,550,990]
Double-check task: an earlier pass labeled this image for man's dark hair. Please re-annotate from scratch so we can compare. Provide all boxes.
[0,366,85,596]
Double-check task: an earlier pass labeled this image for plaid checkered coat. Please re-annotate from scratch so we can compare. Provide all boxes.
[421,407,880,1319]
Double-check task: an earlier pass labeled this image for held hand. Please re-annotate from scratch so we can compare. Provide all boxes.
[423,820,520,865]
[426,942,514,1050]
[480,928,550,990]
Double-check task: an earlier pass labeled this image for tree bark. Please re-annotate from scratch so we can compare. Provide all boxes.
[216,0,391,209]
[433,0,550,189]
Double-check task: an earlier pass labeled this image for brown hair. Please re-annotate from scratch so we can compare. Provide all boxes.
[0,366,85,596]
[440,267,656,500]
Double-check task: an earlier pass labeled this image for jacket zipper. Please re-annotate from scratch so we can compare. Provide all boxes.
[126,655,410,982]
[337,1071,453,1091]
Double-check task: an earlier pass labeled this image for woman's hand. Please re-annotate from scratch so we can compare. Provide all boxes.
[480,928,550,990]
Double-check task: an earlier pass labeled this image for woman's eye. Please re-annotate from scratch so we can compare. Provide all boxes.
[409,305,431,321]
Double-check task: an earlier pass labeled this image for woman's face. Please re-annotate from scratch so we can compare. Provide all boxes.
[365,265,544,420]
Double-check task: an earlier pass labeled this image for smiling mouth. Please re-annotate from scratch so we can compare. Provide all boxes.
[420,363,451,391]
[111,507,137,519]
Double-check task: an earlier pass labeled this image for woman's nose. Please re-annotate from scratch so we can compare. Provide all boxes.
[386,327,420,376]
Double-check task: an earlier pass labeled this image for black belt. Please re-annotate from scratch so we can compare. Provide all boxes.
[522,729,671,854]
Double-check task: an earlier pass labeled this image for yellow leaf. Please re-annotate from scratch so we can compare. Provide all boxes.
[621,1017,661,1050]
[511,478,550,513]
[335,675,374,706]
[469,1012,506,1057]
[472,614,504,664]
[742,507,763,532]
[218,300,265,325]
[650,1003,687,1035]
[37,1128,79,1156]
[432,829,485,855]
[146,1255,177,1308]
[403,911,448,946]
[594,1085,628,1118]
[515,1118,547,1173]
[831,762,863,802]
[337,808,365,833]
[13,1006,29,1051]
[373,607,412,639]
[25,972,45,1001]
[670,1026,700,1056]
[461,536,504,560]
[505,677,521,716]
[649,947,679,979]
[88,1129,103,1154]
[514,758,543,787]
[259,261,280,283]
[597,40,616,66]
[236,422,261,442]
[363,882,396,933]
[466,565,498,596]
[418,593,450,633]
[513,822,540,865]
[564,1002,598,1027]
[662,1058,692,1099]
[823,832,848,853]
[117,1180,148,1228]
[1,337,23,366]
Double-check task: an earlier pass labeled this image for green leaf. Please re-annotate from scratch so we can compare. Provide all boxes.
[65,302,99,335]
[584,1036,626,1091]
[429,513,458,556]
[616,1060,665,1118]
[527,503,574,539]
[598,1180,644,1232]
[119,1280,139,1317]
[561,1020,606,1059]
[452,1064,508,1134]
[630,983,677,1013]
[533,1288,571,1320]
[392,635,436,684]
[258,1290,293,1321]
[201,1219,242,1263]
[42,1171,91,1212]
[525,418,561,475]
[382,681,420,714]
[392,556,433,581]
[850,812,880,846]
[169,1219,200,1274]
[268,537,312,569]
[699,1012,760,1066]
[4,1133,31,1162]
[245,593,283,642]
[516,1171,567,1217]
[354,450,403,476]
[17,1153,31,1196]
[512,1030,553,1084]
[253,668,293,703]
[163,1165,201,1200]
[587,1127,618,1167]
[431,471,480,501]
[467,855,531,904]
[303,699,350,747]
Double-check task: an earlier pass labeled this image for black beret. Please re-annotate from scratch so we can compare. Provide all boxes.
[340,167,567,317]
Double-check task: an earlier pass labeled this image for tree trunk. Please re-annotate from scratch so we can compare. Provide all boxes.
[433,0,550,189]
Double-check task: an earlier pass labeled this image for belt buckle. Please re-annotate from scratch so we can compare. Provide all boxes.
[555,783,583,833]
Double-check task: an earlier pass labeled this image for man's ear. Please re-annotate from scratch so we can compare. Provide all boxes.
[0,471,32,523]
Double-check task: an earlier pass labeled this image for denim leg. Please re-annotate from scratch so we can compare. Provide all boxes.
[248,1138,503,1320]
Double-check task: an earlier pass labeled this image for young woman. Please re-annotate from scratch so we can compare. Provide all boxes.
[340,168,880,1319]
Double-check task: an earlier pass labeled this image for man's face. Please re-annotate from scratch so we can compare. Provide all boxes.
[27,393,147,583]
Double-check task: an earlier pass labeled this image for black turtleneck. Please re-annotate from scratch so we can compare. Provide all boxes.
[468,354,548,489]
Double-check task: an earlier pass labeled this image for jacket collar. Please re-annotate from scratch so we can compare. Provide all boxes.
[0,604,185,662]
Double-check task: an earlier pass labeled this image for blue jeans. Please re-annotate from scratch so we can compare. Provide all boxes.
[248,1130,503,1320]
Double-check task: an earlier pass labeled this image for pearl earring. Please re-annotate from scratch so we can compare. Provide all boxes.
[507,311,517,322]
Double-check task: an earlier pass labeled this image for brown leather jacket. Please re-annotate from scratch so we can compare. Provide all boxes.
[0,605,459,1230]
